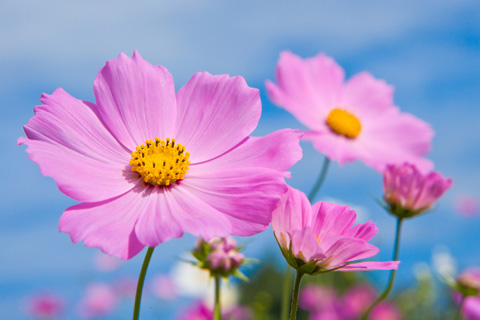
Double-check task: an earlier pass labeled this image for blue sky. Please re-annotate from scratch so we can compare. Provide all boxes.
[1,0,480,318]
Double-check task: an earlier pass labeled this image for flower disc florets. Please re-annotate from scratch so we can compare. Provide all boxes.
[326,108,362,139]
[129,138,190,186]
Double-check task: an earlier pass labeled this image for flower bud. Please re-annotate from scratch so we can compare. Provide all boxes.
[383,163,452,218]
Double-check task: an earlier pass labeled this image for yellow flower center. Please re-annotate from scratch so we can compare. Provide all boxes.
[326,108,361,139]
[129,138,190,186]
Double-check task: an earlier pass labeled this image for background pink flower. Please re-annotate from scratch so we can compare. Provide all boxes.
[266,51,433,172]
[272,186,399,274]
[76,283,118,319]
[454,195,479,217]
[19,51,303,260]
[25,293,64,319]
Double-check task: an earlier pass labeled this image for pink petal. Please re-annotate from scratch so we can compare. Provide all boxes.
[354,108,434,172]
[182,166,288,236]
[175,72,260,163]
[303,130,363,166]
[343,221,378,242]
[93,51,177,150]
[310,202,356,241]
[272,186,313,235]
[323,238,379,268]
[195,129,303,172]
[266,51,344,130]
[134,185,232,247]
[59,186,148,260]
[18,138,139,202]
[341,72,395,117]
[290,228,327,263]
[338,261,400,271]
[23,88,130,164]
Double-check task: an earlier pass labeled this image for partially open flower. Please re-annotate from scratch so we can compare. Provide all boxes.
[192,236,246,279]
[383,163,452,218]
[272,186,399,275]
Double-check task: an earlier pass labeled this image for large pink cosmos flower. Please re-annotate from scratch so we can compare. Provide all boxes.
[272,186,399,274]
[266,51,434,172]
[19,51,302,260]
[383,163,452,218]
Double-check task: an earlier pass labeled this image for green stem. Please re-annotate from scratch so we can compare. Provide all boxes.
[289,271,305,320]
[308,157,331,202]
[133,247,155,320]
[281,266,293,320]
[456,295,465,320]
[361,218,403,320]
[214,276,222,320]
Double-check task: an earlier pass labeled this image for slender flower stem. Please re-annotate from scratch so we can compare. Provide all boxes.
[308,157,331,202]
[456,295,466,320]
[289,271,305,320]
[281,266,293,320]
[361,217,403,320]
[214,276,222,320]
[133,247,155,320]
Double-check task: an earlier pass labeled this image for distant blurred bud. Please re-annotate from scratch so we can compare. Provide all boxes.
[192,236,246,279]
[457,270,480,297]
[25,293,64,319]
[383,163,452,218]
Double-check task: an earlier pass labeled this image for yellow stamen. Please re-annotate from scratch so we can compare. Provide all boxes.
[326,108,361,138]
[129,138,190,186]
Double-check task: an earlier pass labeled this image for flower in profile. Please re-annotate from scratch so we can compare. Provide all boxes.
[266,51,434,172]
[272,186,399,275]
[383,163,452,218]
[77,283,118,319]
[19,51,303,260]
[24,293,64,319]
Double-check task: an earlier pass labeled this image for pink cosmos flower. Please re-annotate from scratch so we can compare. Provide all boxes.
[266,51,434,172]
[77,283,118,319]
[383,163,452,218]
[25,293,64,319]
[272,186,399,274]
[18,51,302,260]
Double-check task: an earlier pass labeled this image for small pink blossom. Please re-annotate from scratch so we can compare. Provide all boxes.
[370,302,402,320]
[19,51,303,260]
[384,163,452,218]
[299,284,340,317]
[151,274,177,300]
[272,186,399,274]
[77,283,118,319]
[454,195,479,217]
[206,237,245,275]
[25,293,64,319]
[176,301,250,320]
[341,284,377,319]
[266,51,433,172]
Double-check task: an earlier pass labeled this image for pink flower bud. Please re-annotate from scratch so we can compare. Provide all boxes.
[383,163,452,218]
